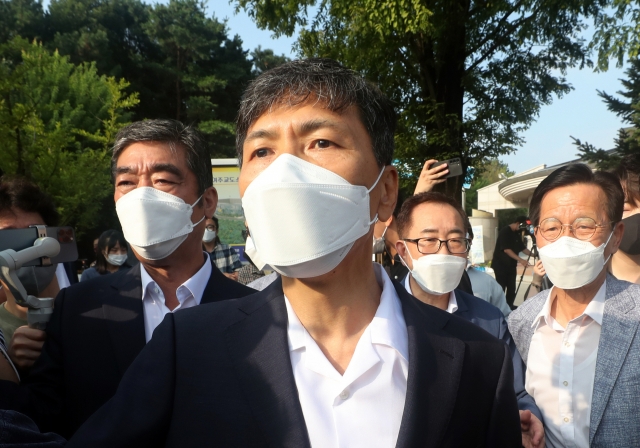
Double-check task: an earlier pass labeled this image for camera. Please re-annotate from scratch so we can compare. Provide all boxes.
[519,219,534,236]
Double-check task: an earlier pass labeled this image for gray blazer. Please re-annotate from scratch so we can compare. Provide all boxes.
[508,274,640,447]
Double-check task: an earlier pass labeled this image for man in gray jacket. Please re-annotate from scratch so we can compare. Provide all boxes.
[508,163,640,447]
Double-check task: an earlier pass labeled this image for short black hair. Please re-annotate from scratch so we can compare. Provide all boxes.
[529,163,624,226]
[514,216,528,225]
[236,58,396,167]
[613,153,640,207]
[0,176,59,226]
[111,119,213,195]
[95,229,128,274]
[396,192,468,239]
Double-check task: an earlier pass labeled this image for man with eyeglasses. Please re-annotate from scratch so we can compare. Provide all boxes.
[395,191,544,448]
[508,163,640,447]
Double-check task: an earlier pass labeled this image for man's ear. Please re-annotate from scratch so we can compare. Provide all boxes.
[395,240,411,269]
[202,186,218,219]
[376,166,398,223]
[608,220,625,257]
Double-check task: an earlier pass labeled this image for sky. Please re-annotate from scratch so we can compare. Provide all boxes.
[42,0,631,175]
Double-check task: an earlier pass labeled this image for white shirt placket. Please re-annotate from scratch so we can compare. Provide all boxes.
[558,320,579,448]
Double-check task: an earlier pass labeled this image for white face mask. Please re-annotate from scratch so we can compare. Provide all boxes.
[403,243,467,295]
[537,232,613,290]
[116,187,204,261]
[106,253,128,266]
[202,229,217,243]
[242,154,385,278]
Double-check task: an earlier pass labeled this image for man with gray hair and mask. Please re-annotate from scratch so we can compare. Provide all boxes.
[509,163,640,447]
[68,58,520,448]
[0,120,254,439]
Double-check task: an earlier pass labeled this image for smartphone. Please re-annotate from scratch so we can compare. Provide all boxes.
[432,158,463,178]
[0,226,78,266]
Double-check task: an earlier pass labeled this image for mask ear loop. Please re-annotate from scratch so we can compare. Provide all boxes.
[602,229,616,265]
[381,226,388,239]
[190,194,206,228]
[367,166,388,226]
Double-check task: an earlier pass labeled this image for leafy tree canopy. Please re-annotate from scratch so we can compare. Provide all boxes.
[0,37,138,237]
[573,58,640,169]
[234,0,610,200]
[1,0,262,157]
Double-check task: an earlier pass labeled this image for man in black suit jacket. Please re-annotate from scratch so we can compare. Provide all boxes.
[0,120,254,438]
[69,58,520,447]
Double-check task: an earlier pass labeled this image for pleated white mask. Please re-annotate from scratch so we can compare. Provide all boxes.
[116,187,204,260]
[242,154,384,278]
[537,233,613,290]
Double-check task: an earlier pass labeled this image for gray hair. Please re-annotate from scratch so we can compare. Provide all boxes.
[236,58,396,166]
[111,119,212,195]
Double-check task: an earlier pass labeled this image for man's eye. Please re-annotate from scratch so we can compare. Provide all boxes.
[256,148,269,158]
[316,140,333,149]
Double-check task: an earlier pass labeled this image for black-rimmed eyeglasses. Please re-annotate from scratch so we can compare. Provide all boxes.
[402,237,471,255]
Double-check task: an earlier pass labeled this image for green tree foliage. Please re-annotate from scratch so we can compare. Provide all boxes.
[464,159,514,214]
[573,58,640,169]
[234,0,608,200]
[143,0,253,156]
[0,38,138,236]
[1,0,257,157]
[250,45,290,75]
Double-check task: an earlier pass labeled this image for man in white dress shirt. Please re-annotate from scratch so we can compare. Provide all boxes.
[68,58,520,448]
[509,163,640,447]
[0,120,254,439]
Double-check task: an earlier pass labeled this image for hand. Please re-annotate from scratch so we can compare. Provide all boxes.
[223,272,239,281]
[8,326,46,371]
[533,260,546,277]
[414,159,448,194]
[520,410,545,448]
[519,258,530,268]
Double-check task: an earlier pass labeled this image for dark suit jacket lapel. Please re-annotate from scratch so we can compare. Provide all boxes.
[395,282,465,448]
[102,264,146,376]
[201,259,238,304]
[224,277,311,448]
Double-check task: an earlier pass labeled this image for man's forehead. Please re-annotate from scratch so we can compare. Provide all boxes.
[540,184,605,216]
[0,208,45,229]
[409,202,465,231]
[117,141,185,165]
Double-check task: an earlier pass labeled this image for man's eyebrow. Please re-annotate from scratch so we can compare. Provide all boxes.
[418,227,465,235]
[298,119,343,134]
[114,163,184,178]
[245,129,278,143]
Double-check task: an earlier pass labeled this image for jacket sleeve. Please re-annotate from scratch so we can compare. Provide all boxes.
[498,315,542,421]
[66,314,177,447]
[485,341,522,447]
[0,287,69,435]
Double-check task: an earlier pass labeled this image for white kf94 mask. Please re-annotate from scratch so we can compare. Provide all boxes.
[402,243,467,295]
[242,154,385,278]
[116,187,204,261]
[537,232,613,290]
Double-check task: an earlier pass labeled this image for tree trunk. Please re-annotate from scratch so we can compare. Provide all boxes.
[418,0,470,204]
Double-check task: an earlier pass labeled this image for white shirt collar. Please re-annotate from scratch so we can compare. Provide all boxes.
[532,279,606,329]
[403,274,458,314]
[140,252,211,305]
[285,263,409,362]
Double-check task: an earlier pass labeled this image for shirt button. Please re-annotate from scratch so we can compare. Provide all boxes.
[564,417,569,423]
[563,381,569,386]
[564,342,570,347]
[339,389,350,400]
[154,287,159,294]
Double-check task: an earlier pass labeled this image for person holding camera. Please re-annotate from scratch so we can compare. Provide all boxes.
[492,216,533,309]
